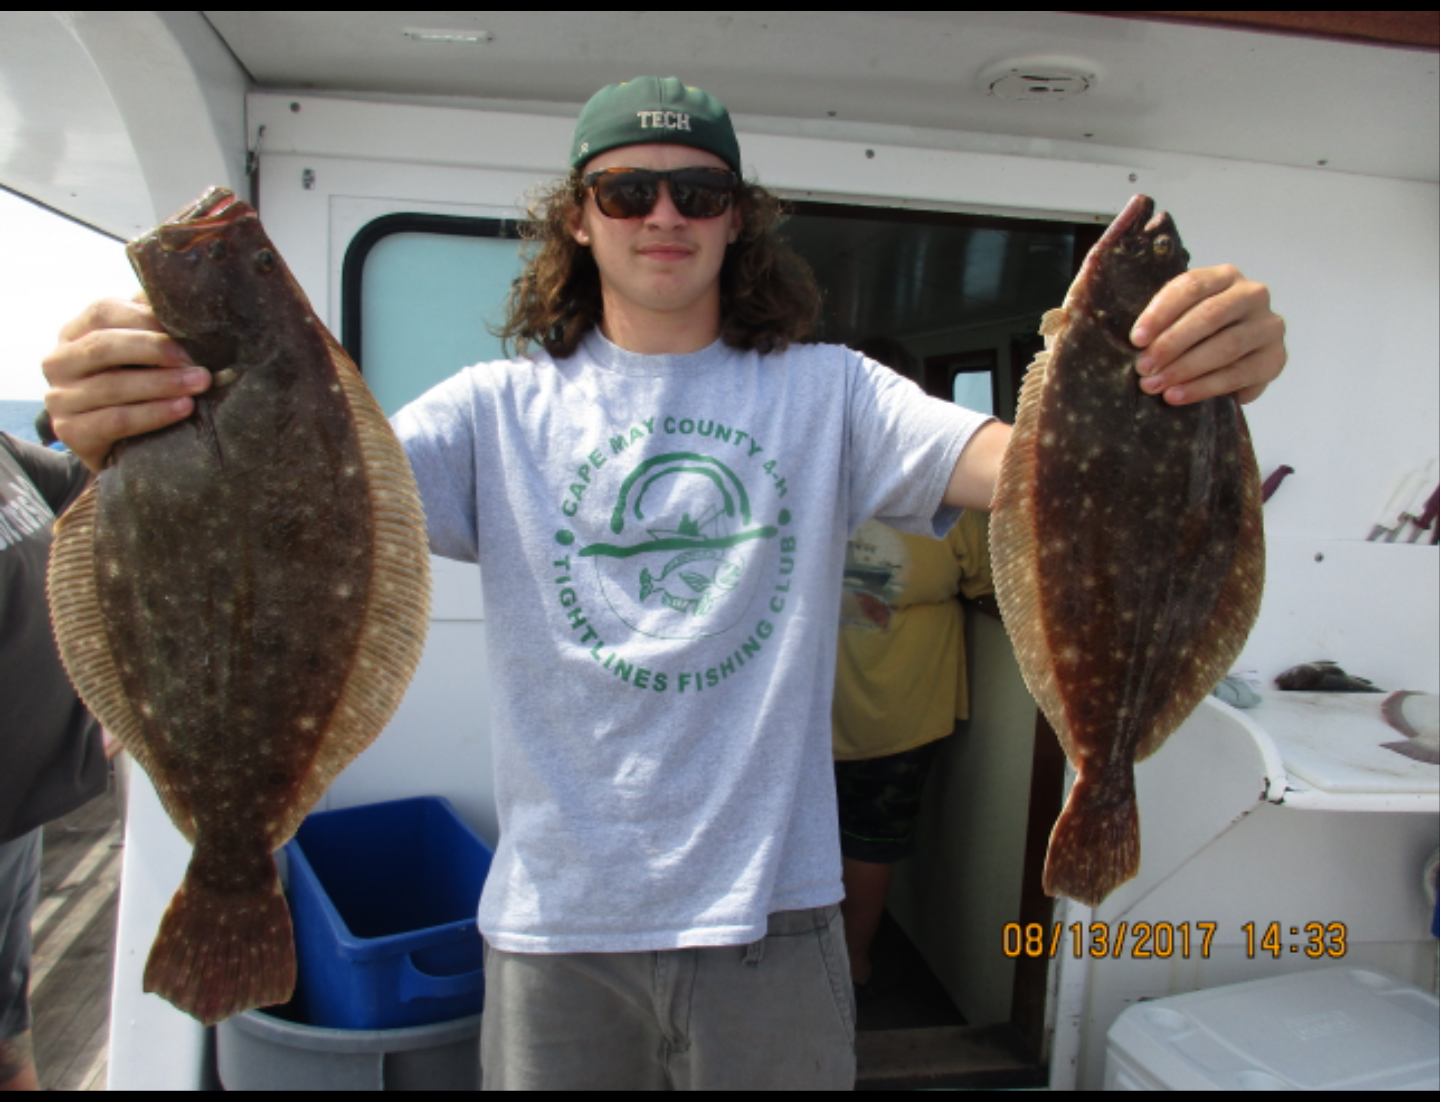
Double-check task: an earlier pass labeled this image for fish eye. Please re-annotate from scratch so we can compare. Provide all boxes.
[1116,236,1147,258]
[1154,236,1174,258]
[255,249,276,273]
[206,240,227,261]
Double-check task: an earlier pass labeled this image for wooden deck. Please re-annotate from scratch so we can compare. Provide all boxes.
[30,783,122,1092]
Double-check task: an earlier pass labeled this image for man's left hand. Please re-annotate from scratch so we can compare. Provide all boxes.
[1130,265,1286,406]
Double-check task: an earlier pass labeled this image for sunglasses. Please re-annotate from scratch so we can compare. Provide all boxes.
[581,167,740,220]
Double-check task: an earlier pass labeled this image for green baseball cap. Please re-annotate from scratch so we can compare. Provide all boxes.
[570,77,741,174]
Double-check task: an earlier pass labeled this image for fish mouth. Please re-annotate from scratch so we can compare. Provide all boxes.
[1097,194,1156,251]
[1106,194,1180,243]
[1082,193,1183,274]
[1066,195,1157,299]
[131,188,250,256]
[175,188,243,226]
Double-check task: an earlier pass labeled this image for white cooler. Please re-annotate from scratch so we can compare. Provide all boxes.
[1104,969,1440,1091]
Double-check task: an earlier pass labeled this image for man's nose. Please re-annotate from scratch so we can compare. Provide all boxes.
[644,181,687,227]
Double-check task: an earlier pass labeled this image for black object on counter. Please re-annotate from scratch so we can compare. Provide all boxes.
[1276,661,1385,693]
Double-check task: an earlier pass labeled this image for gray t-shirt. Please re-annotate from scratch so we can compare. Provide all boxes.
[0,433,107,844]
[393,331,991,954]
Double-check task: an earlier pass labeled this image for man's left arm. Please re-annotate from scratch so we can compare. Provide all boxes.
[942,265,1287,511]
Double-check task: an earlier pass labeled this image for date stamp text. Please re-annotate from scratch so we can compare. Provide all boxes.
[1001,922,1349,960]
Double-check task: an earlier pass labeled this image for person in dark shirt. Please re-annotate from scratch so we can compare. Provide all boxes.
[0,432,106,1092]
[30,412,60,451]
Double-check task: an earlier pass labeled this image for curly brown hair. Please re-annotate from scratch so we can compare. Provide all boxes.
[495,172,821,359]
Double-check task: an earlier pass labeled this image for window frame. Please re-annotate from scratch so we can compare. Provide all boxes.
[340,212,525,374]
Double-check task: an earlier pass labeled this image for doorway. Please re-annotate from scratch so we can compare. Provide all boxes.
[782,201,1100,419]
[780,200,1099,1089]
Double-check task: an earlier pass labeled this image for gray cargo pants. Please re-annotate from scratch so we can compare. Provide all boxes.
[480,905,857,1090]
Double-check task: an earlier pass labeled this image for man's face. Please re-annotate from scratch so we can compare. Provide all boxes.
[571,144,742,333]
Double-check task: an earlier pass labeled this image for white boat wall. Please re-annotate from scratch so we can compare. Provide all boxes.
[1,11,1436,1091]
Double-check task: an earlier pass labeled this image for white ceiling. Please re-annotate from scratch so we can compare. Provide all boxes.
[0,12,248,238]
[0,11,1435,240]
[203,10,1440,183]
[0,11,153,234]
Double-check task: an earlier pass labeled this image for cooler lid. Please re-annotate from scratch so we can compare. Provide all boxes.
[1114,969,1440,1091]
[1248,691,1439,797]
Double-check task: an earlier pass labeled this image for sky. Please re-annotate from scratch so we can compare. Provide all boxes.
[0,187,140,400]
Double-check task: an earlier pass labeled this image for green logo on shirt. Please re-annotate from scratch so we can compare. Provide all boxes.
[580,453,776,640]
[552,416,798,695]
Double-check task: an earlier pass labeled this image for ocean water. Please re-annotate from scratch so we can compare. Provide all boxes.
[0,400,46,444]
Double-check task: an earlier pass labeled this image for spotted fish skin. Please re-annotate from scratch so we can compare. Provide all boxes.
[47,189,431,1024]
[991,195,1265,907]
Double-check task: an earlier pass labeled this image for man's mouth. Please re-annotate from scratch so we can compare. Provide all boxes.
[638,244,695,261]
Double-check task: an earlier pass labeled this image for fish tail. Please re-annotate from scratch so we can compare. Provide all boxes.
[1042,772,1140,907]
[143,844,295,1026]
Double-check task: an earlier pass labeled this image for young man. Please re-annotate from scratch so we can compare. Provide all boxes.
[42,78,1286,1090]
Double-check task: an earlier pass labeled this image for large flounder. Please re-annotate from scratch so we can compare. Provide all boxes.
[47,188,431,1024]
[990,196,1264,907]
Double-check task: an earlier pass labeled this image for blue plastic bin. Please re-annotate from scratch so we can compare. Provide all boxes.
[284,796,493,1031]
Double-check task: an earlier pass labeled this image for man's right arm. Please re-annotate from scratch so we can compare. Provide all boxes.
[941,421,1010,512]
[42,297,212,473]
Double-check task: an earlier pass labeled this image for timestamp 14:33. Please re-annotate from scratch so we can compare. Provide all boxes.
[1001,921,1349,960]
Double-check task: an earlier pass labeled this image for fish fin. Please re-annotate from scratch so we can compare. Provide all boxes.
[1043,771,1140,906]
[144,848,294,1026]
[1135,404,1266,762]
[267,334,432,848]
[1039,308,1069,338]
[48,482,199,840]
[990,349,1079,761]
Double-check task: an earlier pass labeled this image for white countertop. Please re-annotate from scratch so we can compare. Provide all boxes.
[1246,691,1439,808]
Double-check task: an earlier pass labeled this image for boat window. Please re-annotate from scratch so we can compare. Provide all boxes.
[343,204,1097,423]
[343,215,524,417]
[952,371,997,417]
[781,202,1096,423]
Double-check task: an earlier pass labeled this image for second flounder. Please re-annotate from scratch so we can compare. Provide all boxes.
[990,195,1265,907]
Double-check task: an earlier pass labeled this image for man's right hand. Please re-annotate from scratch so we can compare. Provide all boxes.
[42,296,212,474]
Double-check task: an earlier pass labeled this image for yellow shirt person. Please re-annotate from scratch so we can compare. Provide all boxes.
[831,509,993,992]
[833,510,993,761]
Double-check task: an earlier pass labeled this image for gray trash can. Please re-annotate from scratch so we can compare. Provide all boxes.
[216,1009,482,1091]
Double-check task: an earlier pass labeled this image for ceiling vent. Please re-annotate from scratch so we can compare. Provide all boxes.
[981,58,1098,103]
